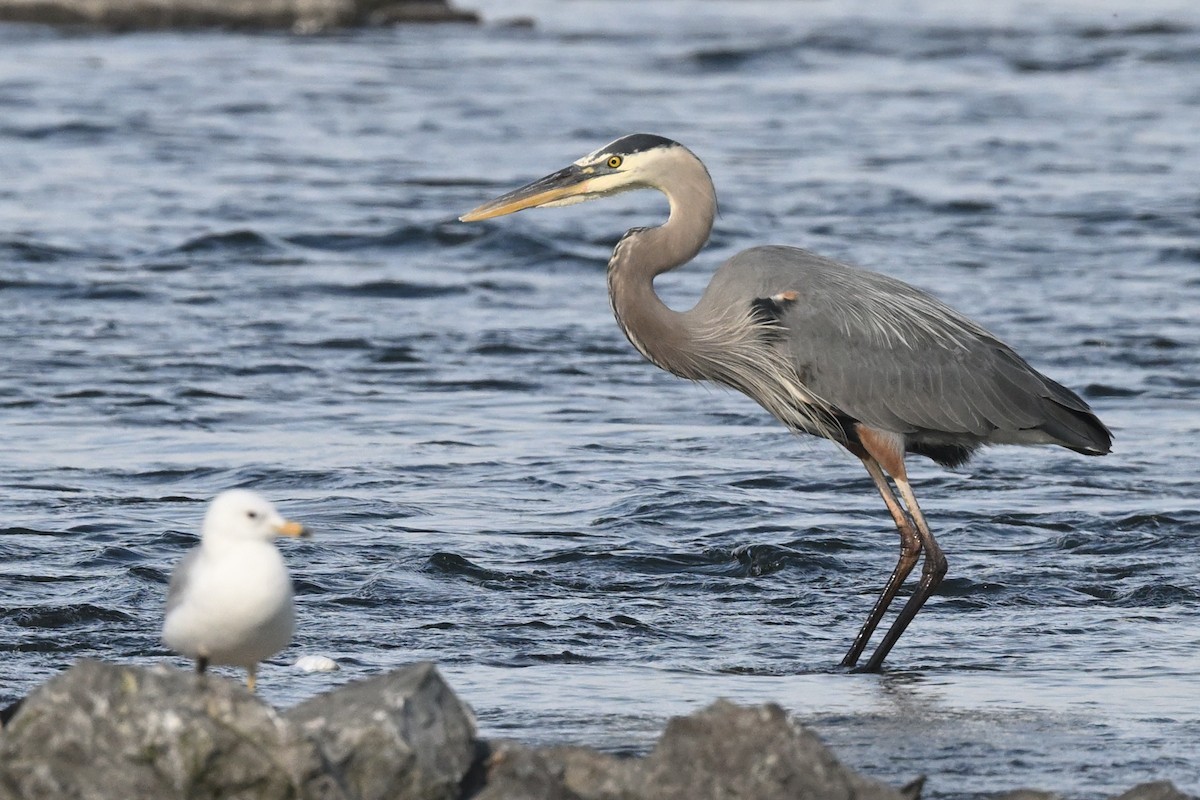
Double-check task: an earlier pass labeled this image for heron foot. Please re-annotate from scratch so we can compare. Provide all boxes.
[846,661,884,674]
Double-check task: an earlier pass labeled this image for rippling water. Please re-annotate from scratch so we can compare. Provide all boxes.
[2,0,1199,796]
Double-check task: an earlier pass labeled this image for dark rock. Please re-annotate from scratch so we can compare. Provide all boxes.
[471,701,912,800]
[288,661,476,800]
[899,775,927,800]
[361,0,475,24]
[1110,782,1195,800]
[634,700,910,800]
[469,741,632,800]
[0,659,318,800]
[0,0,478,31]
[0,697,23,728]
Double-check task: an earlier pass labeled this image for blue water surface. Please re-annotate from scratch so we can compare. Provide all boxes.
[2,1,1199,796]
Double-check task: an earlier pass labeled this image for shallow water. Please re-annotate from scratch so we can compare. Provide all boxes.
[2,0,1199,796]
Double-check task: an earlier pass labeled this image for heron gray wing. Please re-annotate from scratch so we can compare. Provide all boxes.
[706,246,1085,441]
[165,548,201,616]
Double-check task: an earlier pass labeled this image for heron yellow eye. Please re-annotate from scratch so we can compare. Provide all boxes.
[607,156,623,169]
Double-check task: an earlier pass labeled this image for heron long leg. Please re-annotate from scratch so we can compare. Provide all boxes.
[859,476,948,672]
[840,456,923,668]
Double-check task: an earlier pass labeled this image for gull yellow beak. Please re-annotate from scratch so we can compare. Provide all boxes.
[274,520,310,538]
[460,165,592,222]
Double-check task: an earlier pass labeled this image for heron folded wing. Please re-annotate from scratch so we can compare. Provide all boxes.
[713,246,1092,445]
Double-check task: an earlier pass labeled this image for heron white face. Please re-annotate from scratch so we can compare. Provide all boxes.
[459,134,686,221]
[201,489,308,544]
[552,144,658,201]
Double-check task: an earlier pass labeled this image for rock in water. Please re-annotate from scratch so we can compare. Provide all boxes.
[0,0,478,31]
[469,742,633,800]
[1110,783,1197,800]
[1,659,1189,800]
[294,654,341,672]
[634,700,909,799]
[473,700,913,800]
[287,661,476,800]
[0,660,319,800]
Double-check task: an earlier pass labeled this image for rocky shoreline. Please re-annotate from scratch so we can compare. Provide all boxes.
[0,660,1190,800]
[0,0,478,31]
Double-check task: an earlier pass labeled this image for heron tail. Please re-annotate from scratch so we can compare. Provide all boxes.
[1037,378,1113,456]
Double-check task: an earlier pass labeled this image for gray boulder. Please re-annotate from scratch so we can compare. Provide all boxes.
[0,659,475,800]
[468,742,632,800]
[635,700,912,800]
[0,659,317,800]
[288,661,476,800]
[471,700,915,800]
[992,782,1196,800]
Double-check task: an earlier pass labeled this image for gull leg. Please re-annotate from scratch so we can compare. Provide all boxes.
[859,476,948,672]
[840,456,923,668]
[195,656,209,675]
[247,665,257,693]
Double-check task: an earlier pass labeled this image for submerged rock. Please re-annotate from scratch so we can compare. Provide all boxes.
[0,0,478,31]
[1112,783,1196,800]
[994,786,1196,800]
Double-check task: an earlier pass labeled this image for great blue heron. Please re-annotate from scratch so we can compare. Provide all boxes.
[460,133,1112,671]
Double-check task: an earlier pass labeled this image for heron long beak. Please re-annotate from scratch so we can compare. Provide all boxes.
[460,165,592,221]
[274,520,311,538]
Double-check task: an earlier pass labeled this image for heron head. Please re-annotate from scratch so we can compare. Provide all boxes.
[460,134,687,221]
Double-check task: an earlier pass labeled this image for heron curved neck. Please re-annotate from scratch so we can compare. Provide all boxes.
[606,155,717,379]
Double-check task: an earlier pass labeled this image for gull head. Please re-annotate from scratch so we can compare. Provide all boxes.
[201,489,309,546]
